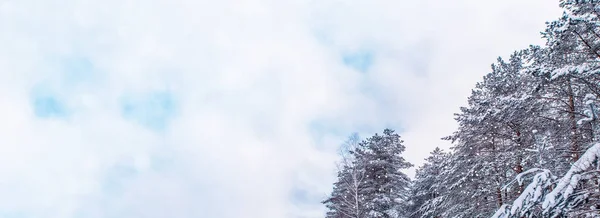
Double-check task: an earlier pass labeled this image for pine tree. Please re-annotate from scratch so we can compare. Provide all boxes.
[323,130,413,218]
[356,129,413,218]
[435,51,541,217]
[408,147,448,218]
[490,1,600,216]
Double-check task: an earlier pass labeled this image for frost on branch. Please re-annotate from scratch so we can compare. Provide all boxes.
[491,169,556,218]
[491,143,600,217]
[542,143,600,216]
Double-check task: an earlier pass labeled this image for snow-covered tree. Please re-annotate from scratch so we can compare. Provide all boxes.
[488,1,600,216]
[408,147,448,218]
[323,135,368,218]
[432,50,543,217]
[356,129,413,218]
[323,130,413,218]
[325,1,600,217]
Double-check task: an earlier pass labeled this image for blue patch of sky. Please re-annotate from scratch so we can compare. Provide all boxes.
[61,56,94,85]
[342,51,374,73]
[32,94,68,118]
[312,28,334,46]
[120,91,177,131]
[30,85,69,119]
[29,55,98,119]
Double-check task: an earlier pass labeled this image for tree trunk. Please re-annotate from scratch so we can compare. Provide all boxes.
[568,79,580,162]
[515,130,524,194]
[496,187,503,207]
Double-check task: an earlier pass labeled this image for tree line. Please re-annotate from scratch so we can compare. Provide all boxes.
[323,1,600,217]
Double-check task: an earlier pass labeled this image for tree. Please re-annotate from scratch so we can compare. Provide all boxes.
[408,147,448,218]
[356,129,413,218]
[434,51,542,217]
[323,134,368,218]
[324,129,413,218]
[325,2,600,216]
[489,1,600,216]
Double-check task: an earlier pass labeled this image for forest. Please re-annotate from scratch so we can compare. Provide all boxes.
[322,1,600,217]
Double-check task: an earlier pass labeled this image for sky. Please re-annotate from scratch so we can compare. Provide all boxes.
[0,0,563,217]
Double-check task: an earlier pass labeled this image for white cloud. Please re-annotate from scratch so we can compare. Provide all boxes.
[0,0,562,217]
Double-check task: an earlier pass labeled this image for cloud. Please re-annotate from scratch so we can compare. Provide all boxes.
[0,0,563,217]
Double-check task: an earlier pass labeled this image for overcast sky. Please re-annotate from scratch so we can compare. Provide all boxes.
[0,0,562,217]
